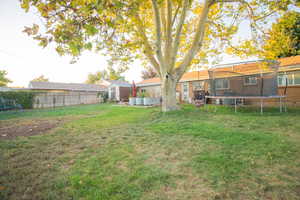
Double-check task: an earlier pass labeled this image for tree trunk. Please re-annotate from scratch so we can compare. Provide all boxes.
[161,77,179,112]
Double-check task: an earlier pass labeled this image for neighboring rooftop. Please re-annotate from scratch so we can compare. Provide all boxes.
[28,82,107,92]
[279,55,300,67]
[0,87,14,92]
[102,80,132,87]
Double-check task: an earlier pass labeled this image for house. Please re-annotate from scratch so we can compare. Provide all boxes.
[98,80,131,101]
[137,55,300,106]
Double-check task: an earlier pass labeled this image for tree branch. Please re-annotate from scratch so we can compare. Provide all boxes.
[171,4,180,27]
[164,0,173,70]
[135,14,161,76]
[160,5,167,41]
[169,0,189,73]
[151,0,164,70]
[176,0,213,78]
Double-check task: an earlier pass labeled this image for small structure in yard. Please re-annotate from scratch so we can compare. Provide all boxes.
[99,80,131,102]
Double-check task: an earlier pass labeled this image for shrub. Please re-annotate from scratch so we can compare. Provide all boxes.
[0,91,37,109]
[98,91,108,102]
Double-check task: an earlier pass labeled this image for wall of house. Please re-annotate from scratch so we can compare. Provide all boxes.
[119,87,131,101]
[33,91,103,108]
[139,76,300,107]
[278,86,300,106]
[211,75,277,97]
[139,85,161,97]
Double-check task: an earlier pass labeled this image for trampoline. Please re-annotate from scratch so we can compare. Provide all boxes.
[205,95,286,114]
[205,59,286,114]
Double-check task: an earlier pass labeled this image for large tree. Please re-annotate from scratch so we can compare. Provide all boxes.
[0,70,12,87]
[31,75,49,82]
[21,0,299,111]
[262,11,300,59]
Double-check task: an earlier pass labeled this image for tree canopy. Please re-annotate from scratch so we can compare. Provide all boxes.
[0,70,12,87]
[262,11,300,59]
[21,0,299,111]
[31,75,49,82]
[86,66,127,84]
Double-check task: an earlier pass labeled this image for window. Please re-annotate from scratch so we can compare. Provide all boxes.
[244,76,257,85]
[278,71,300,86]
[278,73,287,86]
[295,72,300,85]
[192,81,204,91]
[215,79,229,90]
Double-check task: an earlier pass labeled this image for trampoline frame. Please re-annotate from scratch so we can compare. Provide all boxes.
[205,95,287,114]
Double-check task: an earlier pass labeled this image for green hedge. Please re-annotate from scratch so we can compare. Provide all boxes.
[0,91,37,109]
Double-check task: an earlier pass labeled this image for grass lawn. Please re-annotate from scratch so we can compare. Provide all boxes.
[1,104,300,200]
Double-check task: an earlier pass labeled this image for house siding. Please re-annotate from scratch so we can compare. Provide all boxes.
[139,85,161,98]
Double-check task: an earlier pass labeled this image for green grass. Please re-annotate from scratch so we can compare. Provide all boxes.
[1,104,300,200]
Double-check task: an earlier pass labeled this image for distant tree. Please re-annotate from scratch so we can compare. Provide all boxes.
[86,70,108,84]
[31,75,49,82]
[86,66,127,84]
[107,65,127,81]
[263,11,300,59]
[141,67,158,80]
[0,70,12,86]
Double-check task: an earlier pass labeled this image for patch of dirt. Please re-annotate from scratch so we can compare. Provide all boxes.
[0,119,64,140]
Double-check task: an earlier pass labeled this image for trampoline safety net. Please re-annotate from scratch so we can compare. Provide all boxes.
[208,60,279,98]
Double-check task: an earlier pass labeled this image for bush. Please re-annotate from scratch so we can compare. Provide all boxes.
[0,91,37,109]
[98,91,108,103]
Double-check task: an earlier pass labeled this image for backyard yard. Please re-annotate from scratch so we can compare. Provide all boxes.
[0,104,300,200]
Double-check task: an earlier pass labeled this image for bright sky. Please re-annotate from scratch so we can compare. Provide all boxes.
[0,0,143,87]
[0,0,257,87]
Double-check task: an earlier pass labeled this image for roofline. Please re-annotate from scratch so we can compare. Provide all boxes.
[109,84,132,87]
[136,82,161,87]
[138,68,300,87]
[28,88,107,92]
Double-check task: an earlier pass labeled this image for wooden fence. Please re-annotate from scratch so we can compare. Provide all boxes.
[33,92,103,108]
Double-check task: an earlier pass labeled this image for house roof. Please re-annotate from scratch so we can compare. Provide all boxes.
[136,77,161,86]
[0,87,14,92]
[101,80,132,87]
[28,81,107,92]
[137,55,300,86]
[279,55,300,67]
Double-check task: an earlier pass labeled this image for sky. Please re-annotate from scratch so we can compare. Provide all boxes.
[0,0,256,87]
[0,0,143,87]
